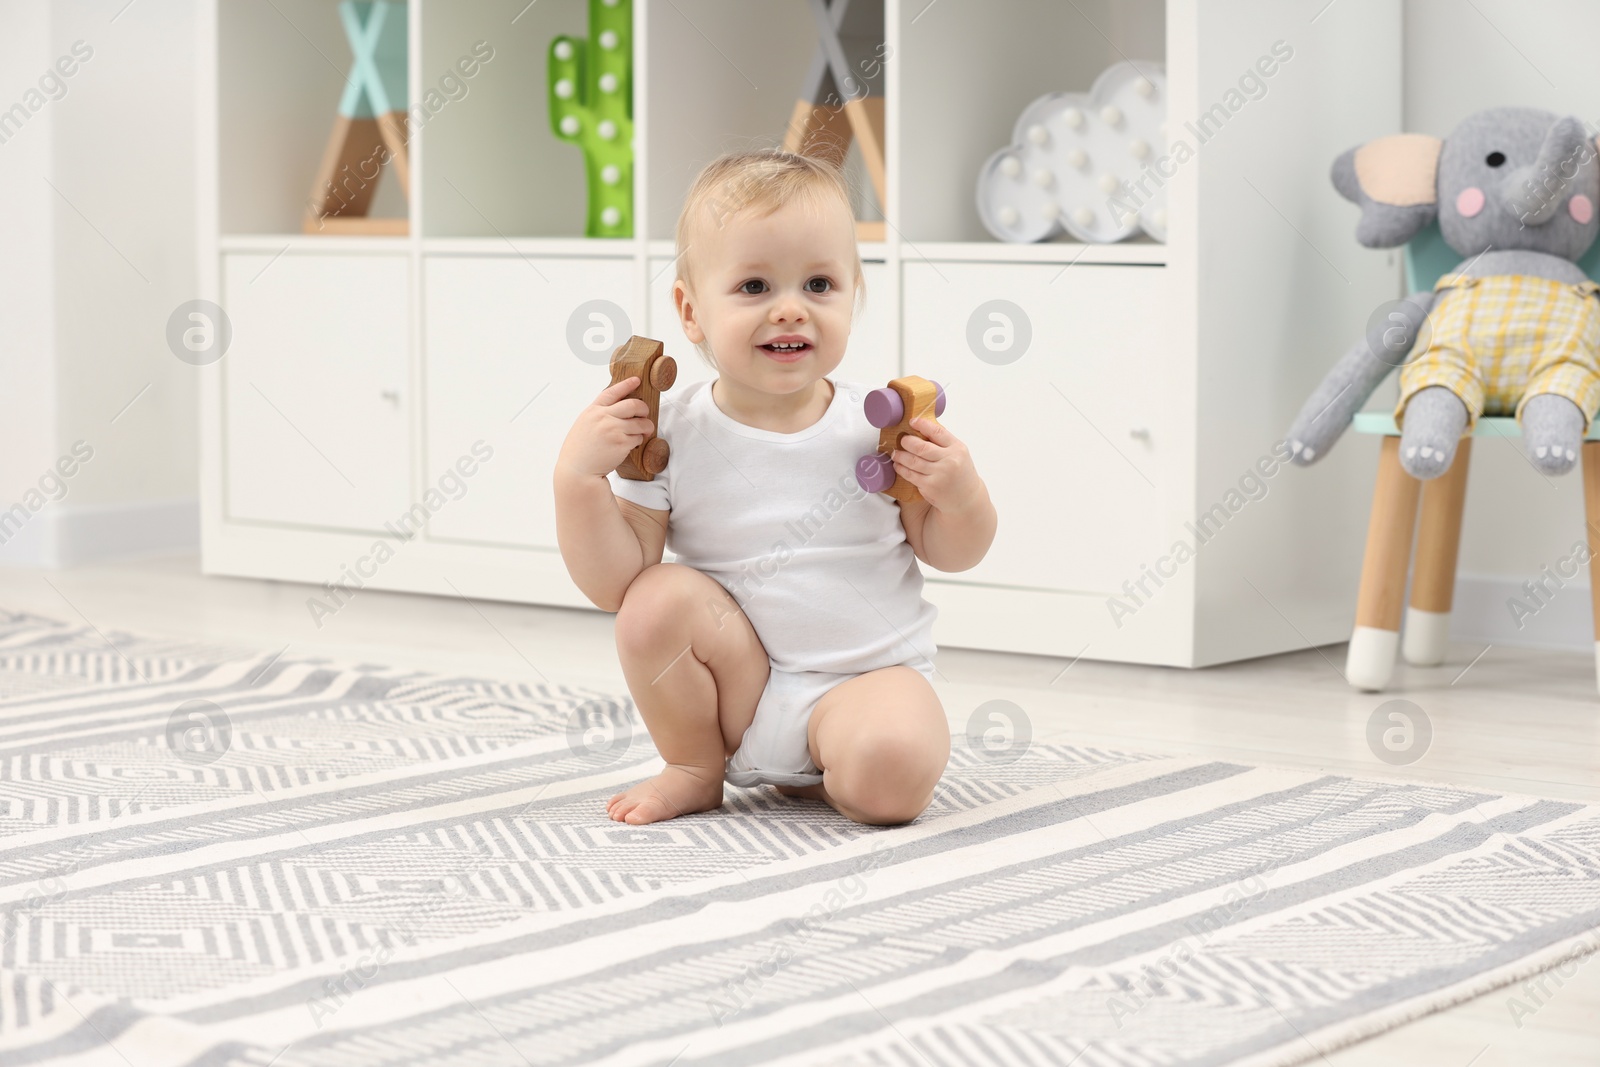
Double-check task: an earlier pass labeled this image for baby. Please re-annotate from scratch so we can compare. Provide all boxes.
[553,149,997,827]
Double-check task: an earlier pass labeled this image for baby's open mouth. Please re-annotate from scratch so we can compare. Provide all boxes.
[760,341,811,354]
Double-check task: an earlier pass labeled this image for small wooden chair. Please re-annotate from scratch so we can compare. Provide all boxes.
[1345,222,1600,693]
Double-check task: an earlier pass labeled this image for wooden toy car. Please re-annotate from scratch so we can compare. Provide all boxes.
[609,335,677,480]
[855,375,947,502]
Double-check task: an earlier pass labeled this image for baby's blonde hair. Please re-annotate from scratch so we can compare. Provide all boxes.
[674,148,866,368]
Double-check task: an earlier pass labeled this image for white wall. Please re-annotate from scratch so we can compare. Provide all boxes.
[0,0,199,568]
[0,4,60,565]
[1403,0,1600,649]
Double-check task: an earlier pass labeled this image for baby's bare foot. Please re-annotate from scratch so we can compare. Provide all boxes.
[607,764,724,824]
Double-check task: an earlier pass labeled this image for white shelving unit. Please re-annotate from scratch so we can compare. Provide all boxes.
[198,0,1402,667]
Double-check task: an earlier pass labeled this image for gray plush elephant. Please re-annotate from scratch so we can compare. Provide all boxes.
[1287,107,1600,479]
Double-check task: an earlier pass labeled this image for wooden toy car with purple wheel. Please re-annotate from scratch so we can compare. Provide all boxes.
[609,335,677,481]
[855,375,947,503]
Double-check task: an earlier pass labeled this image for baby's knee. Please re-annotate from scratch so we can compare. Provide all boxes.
[832,732,947,824]
[614,563,697,654]
[841,779,937,826]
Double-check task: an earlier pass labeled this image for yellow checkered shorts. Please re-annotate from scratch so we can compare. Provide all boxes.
[1395,273,1600,433]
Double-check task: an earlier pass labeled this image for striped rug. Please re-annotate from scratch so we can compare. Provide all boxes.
[0,609,1597,1067]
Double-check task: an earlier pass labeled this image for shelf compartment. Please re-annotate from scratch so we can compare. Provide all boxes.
[644,0,885,241]
[421,0,625,239]
[219,0,410,236]
[897,0,1164,244]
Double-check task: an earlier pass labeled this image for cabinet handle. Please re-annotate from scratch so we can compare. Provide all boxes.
[380,389,401,406]
[1129,427,1150,440]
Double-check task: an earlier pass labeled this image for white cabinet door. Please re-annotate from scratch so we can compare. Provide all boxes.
[223,252,411,531]
[424,254,638,550]
[902,261,1172,595]
[647,259,896,389]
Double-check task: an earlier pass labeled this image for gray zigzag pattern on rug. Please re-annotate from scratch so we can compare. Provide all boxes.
[1,612,1597,1067]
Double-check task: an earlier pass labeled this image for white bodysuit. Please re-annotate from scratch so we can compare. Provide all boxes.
[606,376,938,787]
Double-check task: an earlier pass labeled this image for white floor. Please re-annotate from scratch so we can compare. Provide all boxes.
[1,554,1596,1065]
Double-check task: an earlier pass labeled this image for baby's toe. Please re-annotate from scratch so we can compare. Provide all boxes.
[623,795,674,825]
[607,794,638,821]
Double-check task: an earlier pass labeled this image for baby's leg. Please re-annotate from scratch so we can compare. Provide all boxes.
[609,563,770,824]
[783,665,949,825]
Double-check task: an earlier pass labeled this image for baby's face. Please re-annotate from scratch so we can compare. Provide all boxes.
[675,195,857,394]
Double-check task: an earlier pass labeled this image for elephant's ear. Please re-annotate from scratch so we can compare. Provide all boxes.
[1330,133,1443,248]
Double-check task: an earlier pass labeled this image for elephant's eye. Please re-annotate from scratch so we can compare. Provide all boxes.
[1486,151,1507,167]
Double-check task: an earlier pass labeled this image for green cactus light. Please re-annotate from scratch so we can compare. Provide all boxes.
[549,0,633,238]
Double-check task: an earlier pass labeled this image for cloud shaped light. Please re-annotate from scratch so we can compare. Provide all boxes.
[977,60,1167,244]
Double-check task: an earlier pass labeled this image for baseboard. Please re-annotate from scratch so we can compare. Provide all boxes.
[1448,572,1594,652]
[0,497,199,569]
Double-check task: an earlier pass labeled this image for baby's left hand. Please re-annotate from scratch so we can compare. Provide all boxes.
[891,418,982,511]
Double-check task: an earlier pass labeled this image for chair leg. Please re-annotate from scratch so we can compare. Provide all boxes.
[1349,435,1422,691]
[1403,438,1471,666]
[1583,442,1600,695]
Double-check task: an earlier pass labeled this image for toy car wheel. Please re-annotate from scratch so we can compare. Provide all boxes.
[864,387,904,429]
[855,452,897,493]
[650,355,677,392]
[642,436,669,475]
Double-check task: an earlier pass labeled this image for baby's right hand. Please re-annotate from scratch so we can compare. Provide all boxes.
[555,376,655,480]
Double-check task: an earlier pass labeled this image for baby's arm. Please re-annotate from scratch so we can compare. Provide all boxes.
[553,376,666,612]
[899,485,996,572]
[554,470,659,612]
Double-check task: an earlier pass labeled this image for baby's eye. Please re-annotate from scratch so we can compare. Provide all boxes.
[740,279,767,295]
[805,277,833,293]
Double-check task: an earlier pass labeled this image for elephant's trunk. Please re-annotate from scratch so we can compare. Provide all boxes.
[1502,115,1592,225]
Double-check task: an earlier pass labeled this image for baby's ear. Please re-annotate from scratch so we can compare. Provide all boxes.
[1331,133,1443,248]
[672,279,705,343]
